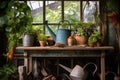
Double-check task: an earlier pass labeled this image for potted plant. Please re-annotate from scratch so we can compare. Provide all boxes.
[74,28,87,45]
[23,26,35,47]
[88,32,103,47]
[0,0,33,58]
[95,33,104,46]
[37,34,47,47]
[74,21,96,46]
[88,33,98,47]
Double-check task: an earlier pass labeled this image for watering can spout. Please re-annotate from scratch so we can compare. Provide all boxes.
[58,64,72,73]
[45,20,56,42]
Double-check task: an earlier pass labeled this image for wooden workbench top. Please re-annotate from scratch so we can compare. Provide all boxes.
[16,46,114,51]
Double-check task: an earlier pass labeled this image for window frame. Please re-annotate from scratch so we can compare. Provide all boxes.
[26,0,100,34]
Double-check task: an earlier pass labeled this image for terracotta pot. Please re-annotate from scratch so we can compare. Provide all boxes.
[95,42,101,47]
[39,41,47,47]
[88,42,94,47]
[74,35,87,45]
[89,42,102,47]
[67,36,76,46]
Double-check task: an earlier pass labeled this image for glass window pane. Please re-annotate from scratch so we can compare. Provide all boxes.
[46,1,61,23]
[32,25,43,33]
[83,1,100,23]
[64,1,80,23]
[45,25,58,36]
[27,1,43,23]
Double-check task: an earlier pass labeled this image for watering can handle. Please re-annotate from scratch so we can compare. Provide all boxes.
[83,62,97,75]
[58,20,71,30]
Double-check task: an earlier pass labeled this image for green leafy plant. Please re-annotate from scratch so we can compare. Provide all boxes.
[77,28,85,36]
[37,34,47,41]
[58,20,71,29]
[0,0,33,53]
[0,63,18,80]
[88,32,103,43]
[24,26,35,34]
[88,33,98,43]
[74,21,96,37]
[61,22,69,28]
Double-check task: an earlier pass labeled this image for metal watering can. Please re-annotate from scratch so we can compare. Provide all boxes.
[58,62,97,80]
[45,20,71,45]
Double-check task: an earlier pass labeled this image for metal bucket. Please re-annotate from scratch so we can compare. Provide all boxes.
[23,34,34,46]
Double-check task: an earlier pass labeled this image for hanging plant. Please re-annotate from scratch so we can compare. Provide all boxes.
[106,0,120,26]
[0,0,33,59]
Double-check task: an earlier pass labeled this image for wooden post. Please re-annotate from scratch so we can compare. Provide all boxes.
[118,23,120,75]
[18,66,27,80]
[24,51,28,72]
[101,51,105,80]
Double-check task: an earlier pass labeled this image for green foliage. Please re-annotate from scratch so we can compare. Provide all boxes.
[4,0,33,34]
[88,33,98,43]
[24,26,35,34]
[0,0,33,52]
[74,21,97,37]
[45,1,80,23]
[64,1,80,21]
[77,28,85,36]
[88,32,103,43]
[59,20,71,29]
[46,7,61,23]
[78,22,93,27]
[61,22,68,28]
[37,34,47,41]
[0,63,18,80]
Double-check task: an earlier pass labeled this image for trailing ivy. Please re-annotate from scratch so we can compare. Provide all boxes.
[0,0,33,54]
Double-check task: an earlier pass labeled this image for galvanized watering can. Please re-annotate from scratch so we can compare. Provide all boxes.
[45,20,71,45]
[58,62,97,80]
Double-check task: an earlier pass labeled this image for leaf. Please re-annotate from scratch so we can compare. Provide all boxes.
[0,16,6,26]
